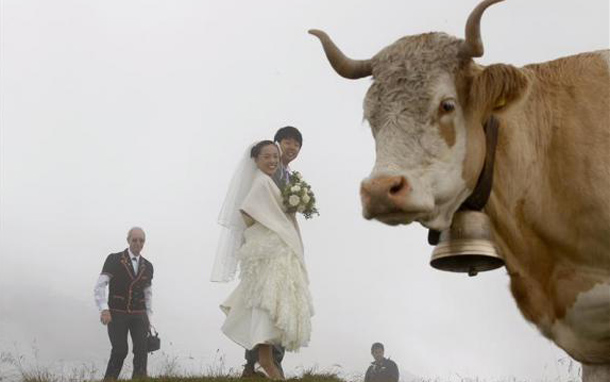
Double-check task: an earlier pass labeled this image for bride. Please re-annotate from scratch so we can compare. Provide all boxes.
[212,140,314,379]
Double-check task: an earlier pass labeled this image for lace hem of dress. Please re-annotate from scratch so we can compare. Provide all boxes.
[237,224,314,351]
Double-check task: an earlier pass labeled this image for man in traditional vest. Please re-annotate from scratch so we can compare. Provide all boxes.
[94,227,154,381]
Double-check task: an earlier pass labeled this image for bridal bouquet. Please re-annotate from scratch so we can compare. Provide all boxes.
[281,171,319,219]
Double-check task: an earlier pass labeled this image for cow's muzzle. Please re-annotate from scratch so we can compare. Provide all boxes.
[360,175,434,225]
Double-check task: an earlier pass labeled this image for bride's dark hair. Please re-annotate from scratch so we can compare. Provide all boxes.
[250,140,278,158]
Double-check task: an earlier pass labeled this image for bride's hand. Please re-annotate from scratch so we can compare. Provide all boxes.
[240,211,255,227]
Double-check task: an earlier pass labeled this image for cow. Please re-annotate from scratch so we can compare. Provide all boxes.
[309,0,610,380]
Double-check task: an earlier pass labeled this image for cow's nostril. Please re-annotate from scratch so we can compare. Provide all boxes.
[389,177,406,195]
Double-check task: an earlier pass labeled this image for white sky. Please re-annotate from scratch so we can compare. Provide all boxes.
[0,0,608,380]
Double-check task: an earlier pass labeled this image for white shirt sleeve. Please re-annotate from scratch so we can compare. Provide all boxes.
[144,285,153,318]
[94,274,110,312]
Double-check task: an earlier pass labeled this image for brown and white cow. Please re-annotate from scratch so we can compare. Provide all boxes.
[310,0,609,380]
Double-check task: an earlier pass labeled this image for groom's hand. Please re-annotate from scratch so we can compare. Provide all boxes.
[100,310,112,325]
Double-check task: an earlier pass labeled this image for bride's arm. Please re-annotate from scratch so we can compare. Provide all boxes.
[240,210,255,227]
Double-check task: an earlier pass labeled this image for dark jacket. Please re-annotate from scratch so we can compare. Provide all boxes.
[364,358,399,382]
[101,249,153,314]
[272,164,290,189]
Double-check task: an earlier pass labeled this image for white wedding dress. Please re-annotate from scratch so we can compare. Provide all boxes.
[220,170,313,351]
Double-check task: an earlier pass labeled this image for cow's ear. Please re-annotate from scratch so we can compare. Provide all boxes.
[470,64,530,114]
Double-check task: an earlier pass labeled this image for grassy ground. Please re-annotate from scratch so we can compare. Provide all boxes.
[1,349,347,382]
[1,348,583,382]
[8,370,344,382]
[129,372,345,382]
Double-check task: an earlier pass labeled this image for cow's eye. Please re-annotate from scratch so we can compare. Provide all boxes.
[440,99,456,114]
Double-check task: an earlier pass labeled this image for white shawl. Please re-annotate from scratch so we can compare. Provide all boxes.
[240,170,304,265]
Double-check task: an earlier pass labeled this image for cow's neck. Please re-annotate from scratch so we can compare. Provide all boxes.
[461,116,498,211]
[482,51,610,364]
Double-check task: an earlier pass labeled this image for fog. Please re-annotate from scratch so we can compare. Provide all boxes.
[0,0,608,380]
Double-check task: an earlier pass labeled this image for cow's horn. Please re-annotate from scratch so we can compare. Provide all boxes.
[308,29,373,79]
[459,0,505,58]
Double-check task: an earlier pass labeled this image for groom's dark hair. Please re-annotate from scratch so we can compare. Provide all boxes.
[274,126,302,147]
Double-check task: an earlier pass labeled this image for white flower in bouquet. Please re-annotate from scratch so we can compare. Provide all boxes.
[281,170,319,219]
[288,195,301,207]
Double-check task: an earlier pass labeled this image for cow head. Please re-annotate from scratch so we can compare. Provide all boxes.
[310,0,530,231]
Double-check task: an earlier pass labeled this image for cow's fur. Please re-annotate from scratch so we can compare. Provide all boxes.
[485,51,610,364]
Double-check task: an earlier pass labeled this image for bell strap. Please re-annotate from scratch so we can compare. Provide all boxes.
[428,116,499,245]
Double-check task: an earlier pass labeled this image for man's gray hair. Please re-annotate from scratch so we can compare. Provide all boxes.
[127,226,146,240]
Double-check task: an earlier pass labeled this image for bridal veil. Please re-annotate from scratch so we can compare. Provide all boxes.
[211,143,257,282]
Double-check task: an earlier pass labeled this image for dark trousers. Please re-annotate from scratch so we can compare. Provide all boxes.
[104,312,149,381]
[245,345,285,377]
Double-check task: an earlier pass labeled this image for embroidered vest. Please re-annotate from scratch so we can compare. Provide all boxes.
[101,250,154,314]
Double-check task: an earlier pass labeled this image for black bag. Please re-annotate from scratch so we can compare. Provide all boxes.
[147,327,160,353]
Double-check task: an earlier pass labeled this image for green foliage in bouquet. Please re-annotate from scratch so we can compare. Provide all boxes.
[281,171,319,219]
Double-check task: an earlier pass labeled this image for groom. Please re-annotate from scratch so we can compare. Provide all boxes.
[272,125,303,188]
[241,125,303,378]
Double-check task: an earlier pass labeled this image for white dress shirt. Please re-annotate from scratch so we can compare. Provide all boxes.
[130,250,140,274]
